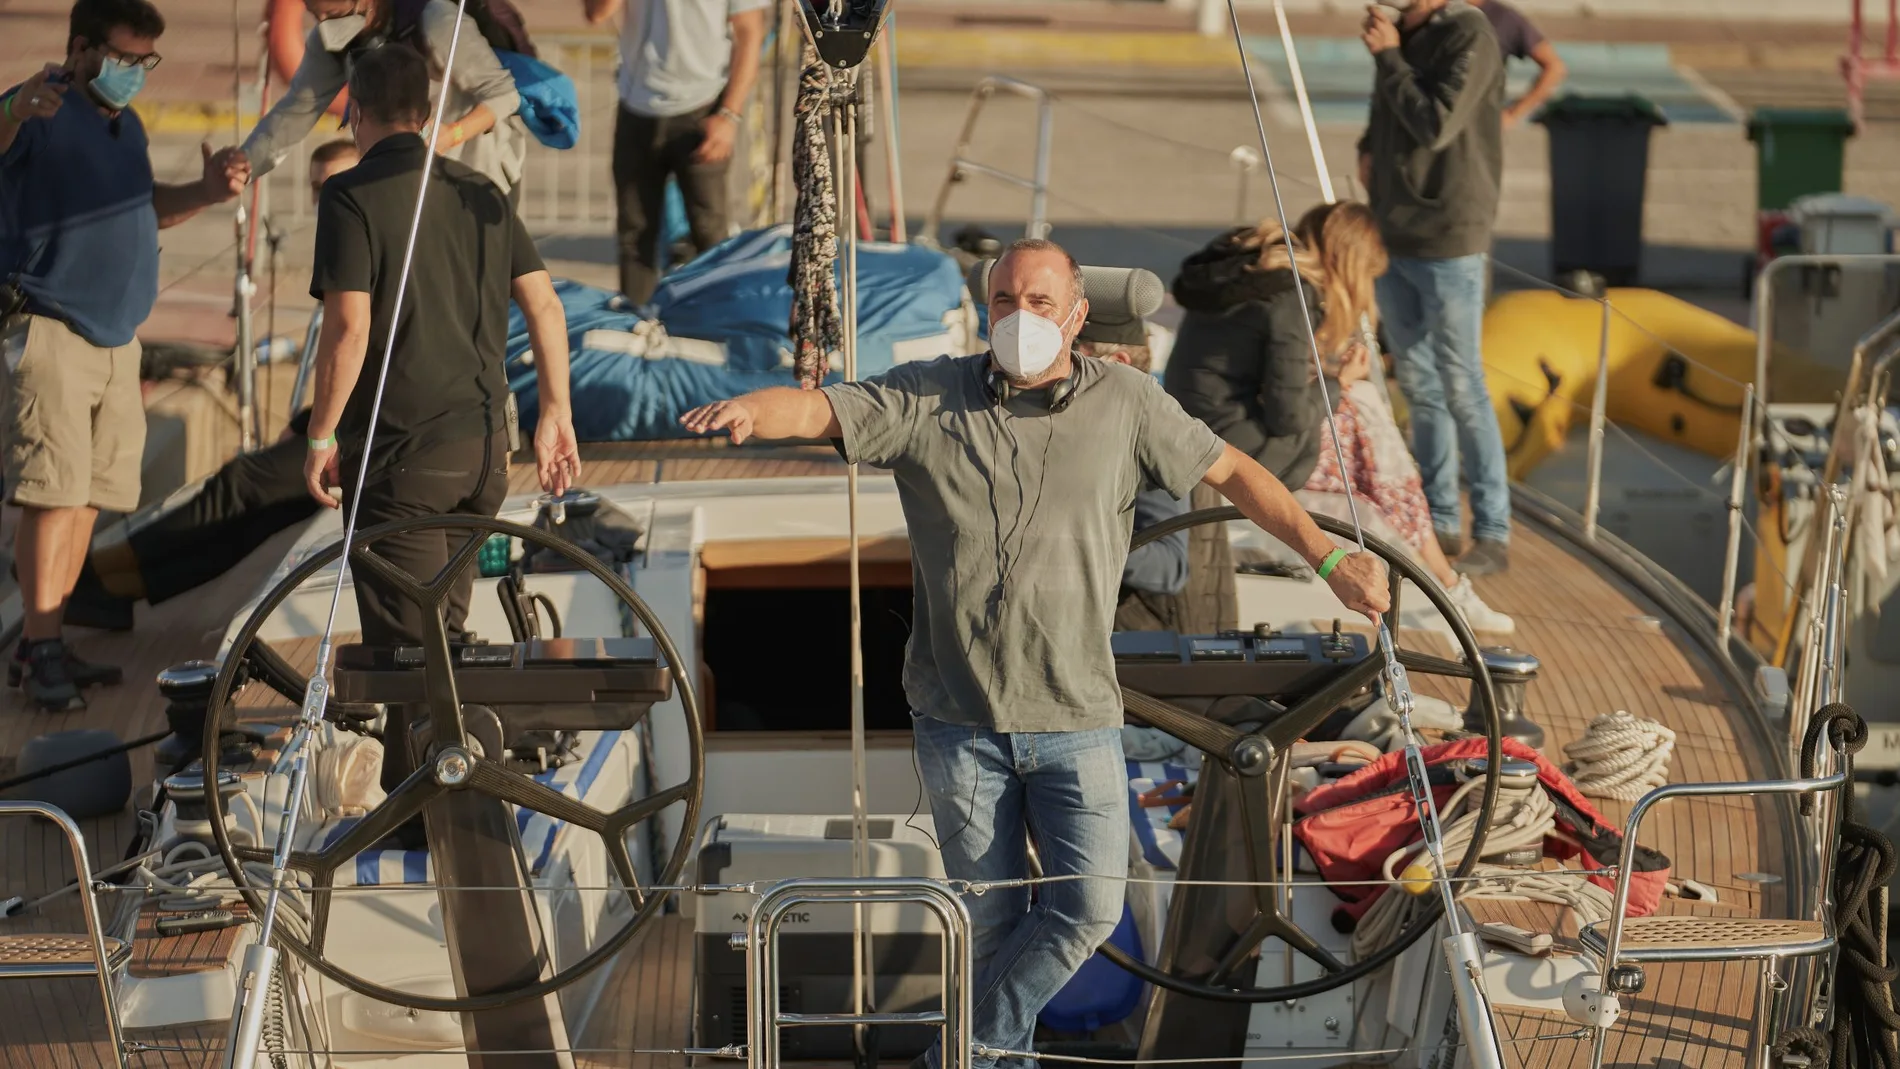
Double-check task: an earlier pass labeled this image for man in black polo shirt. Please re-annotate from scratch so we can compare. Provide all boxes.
[304,44,579,648]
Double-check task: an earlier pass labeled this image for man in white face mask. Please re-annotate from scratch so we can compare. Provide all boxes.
[680,239,1388,1069]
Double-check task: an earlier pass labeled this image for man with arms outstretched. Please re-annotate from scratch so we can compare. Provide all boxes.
[681,239,1388,1069]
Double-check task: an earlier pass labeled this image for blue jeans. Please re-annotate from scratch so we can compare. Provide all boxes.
[1378,253,1512,544]
[912,714,1128,1069]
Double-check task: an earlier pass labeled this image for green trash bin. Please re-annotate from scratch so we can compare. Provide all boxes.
[1535,93,1667,287]
[1747,108,1854,211]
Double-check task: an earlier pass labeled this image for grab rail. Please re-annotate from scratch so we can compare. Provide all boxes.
[744,877,973,1069]
[0,801,127,1066]
[922,77,1053,243]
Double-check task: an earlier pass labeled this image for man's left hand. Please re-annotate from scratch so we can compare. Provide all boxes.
[692,112,737,165]
[1361,7,1400,55]
[534,410,582,496]
[201,144,250,202]
[304,441,341,509]
[1502,104,1530,129]
[1323,550,1391,620]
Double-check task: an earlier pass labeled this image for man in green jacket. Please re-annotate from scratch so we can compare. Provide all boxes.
[1356,0,1512,575]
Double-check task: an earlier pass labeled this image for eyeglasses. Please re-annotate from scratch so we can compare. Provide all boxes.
[103,47,162,71]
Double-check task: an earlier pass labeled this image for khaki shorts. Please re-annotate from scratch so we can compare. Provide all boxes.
[1,315,145,512]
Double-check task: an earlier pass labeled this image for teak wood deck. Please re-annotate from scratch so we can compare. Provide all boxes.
[0,442,1800,1069]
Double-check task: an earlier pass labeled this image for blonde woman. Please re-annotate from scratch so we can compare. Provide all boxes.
[1293,202,1512,633]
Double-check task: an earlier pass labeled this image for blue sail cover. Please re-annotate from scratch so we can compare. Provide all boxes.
[506,226,972,441]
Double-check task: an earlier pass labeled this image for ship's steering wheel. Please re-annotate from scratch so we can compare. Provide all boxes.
[201,514,705,1012]
[1099,507,1501,1002]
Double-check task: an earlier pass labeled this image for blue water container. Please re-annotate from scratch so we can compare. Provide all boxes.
[1037,903,1145,1034]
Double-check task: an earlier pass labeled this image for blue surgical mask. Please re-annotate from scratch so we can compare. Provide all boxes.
[89,56,147,110]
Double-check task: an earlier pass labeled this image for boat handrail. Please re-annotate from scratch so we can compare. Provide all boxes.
[921,76,1054,244]
[1593,768,1849,974]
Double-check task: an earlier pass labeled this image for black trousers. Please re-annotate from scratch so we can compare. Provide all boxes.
[343,431,510,649]
[611,102,730,304]
[82,430,316,607]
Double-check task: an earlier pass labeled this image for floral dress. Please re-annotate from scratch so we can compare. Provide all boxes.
[1302,380,1437,554]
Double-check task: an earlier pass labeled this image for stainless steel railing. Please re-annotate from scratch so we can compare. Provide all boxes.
[922,77,1054,243]
[744,877,973,1069]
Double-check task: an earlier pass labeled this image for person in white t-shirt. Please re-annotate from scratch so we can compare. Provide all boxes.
[585,0,768,303]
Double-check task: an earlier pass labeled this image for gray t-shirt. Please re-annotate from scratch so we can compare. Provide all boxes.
[823,354,1227,733]
[617,0,771,118]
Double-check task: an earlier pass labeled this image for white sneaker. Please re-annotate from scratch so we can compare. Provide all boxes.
[1448,574,1514,634]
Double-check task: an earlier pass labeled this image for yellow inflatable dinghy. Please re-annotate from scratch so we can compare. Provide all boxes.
[1482,288,1757,480]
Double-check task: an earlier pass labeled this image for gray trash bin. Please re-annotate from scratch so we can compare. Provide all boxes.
[1535,93,1669,287]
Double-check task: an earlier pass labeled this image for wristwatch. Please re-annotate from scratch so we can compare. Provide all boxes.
[715,105,743,127]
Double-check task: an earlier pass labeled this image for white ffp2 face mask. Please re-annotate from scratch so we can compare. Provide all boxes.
[317,13,368,51]
[990,307,1074,382]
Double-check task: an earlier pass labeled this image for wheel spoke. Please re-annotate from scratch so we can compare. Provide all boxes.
[1274,916,1346,974]
[1121,688,1246,761]
[348,544,427,601]
[313,767,444,868]
[1387,563,1404,624]
[1208,914,1275,984]
[470,759,611,834]
[428,529,493,600]
[1396,648,1474,679]
[614,781,694,831]
[1261,656,1382,751]
[602,831,648,911]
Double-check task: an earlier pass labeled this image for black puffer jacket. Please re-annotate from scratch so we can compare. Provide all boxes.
[1164,228,1329,488]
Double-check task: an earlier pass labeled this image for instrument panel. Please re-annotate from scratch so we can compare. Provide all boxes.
[1113,627,1370,699]
[332,637,673,733]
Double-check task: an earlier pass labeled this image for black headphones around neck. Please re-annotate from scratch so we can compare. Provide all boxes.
[985,355,1081,413]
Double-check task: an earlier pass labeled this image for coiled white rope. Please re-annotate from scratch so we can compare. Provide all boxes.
[1350,771,1592,959]
[310,733,386,822]
[1562,710,1675,801]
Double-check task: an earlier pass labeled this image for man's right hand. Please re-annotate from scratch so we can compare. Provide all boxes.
[304,440,342,509]
[680,398,757,444]
[1361,6,1400,55]
[535,409,582,496]
[692,112,738,165]
[7,65,68,124]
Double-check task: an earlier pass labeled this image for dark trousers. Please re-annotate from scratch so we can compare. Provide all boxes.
[612,102,730,303]
[343,431,510,649]
[79,433,316,610]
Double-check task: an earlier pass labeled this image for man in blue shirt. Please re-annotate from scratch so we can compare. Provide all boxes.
[0,0,248,710]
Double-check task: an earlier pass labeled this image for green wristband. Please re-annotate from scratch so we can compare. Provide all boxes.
[2,94,15,124]
[308,433,335,450]
[1317,547,1351,579]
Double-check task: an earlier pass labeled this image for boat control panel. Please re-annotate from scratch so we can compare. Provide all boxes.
[1113,625,1370,699]
[332,637,672,732]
